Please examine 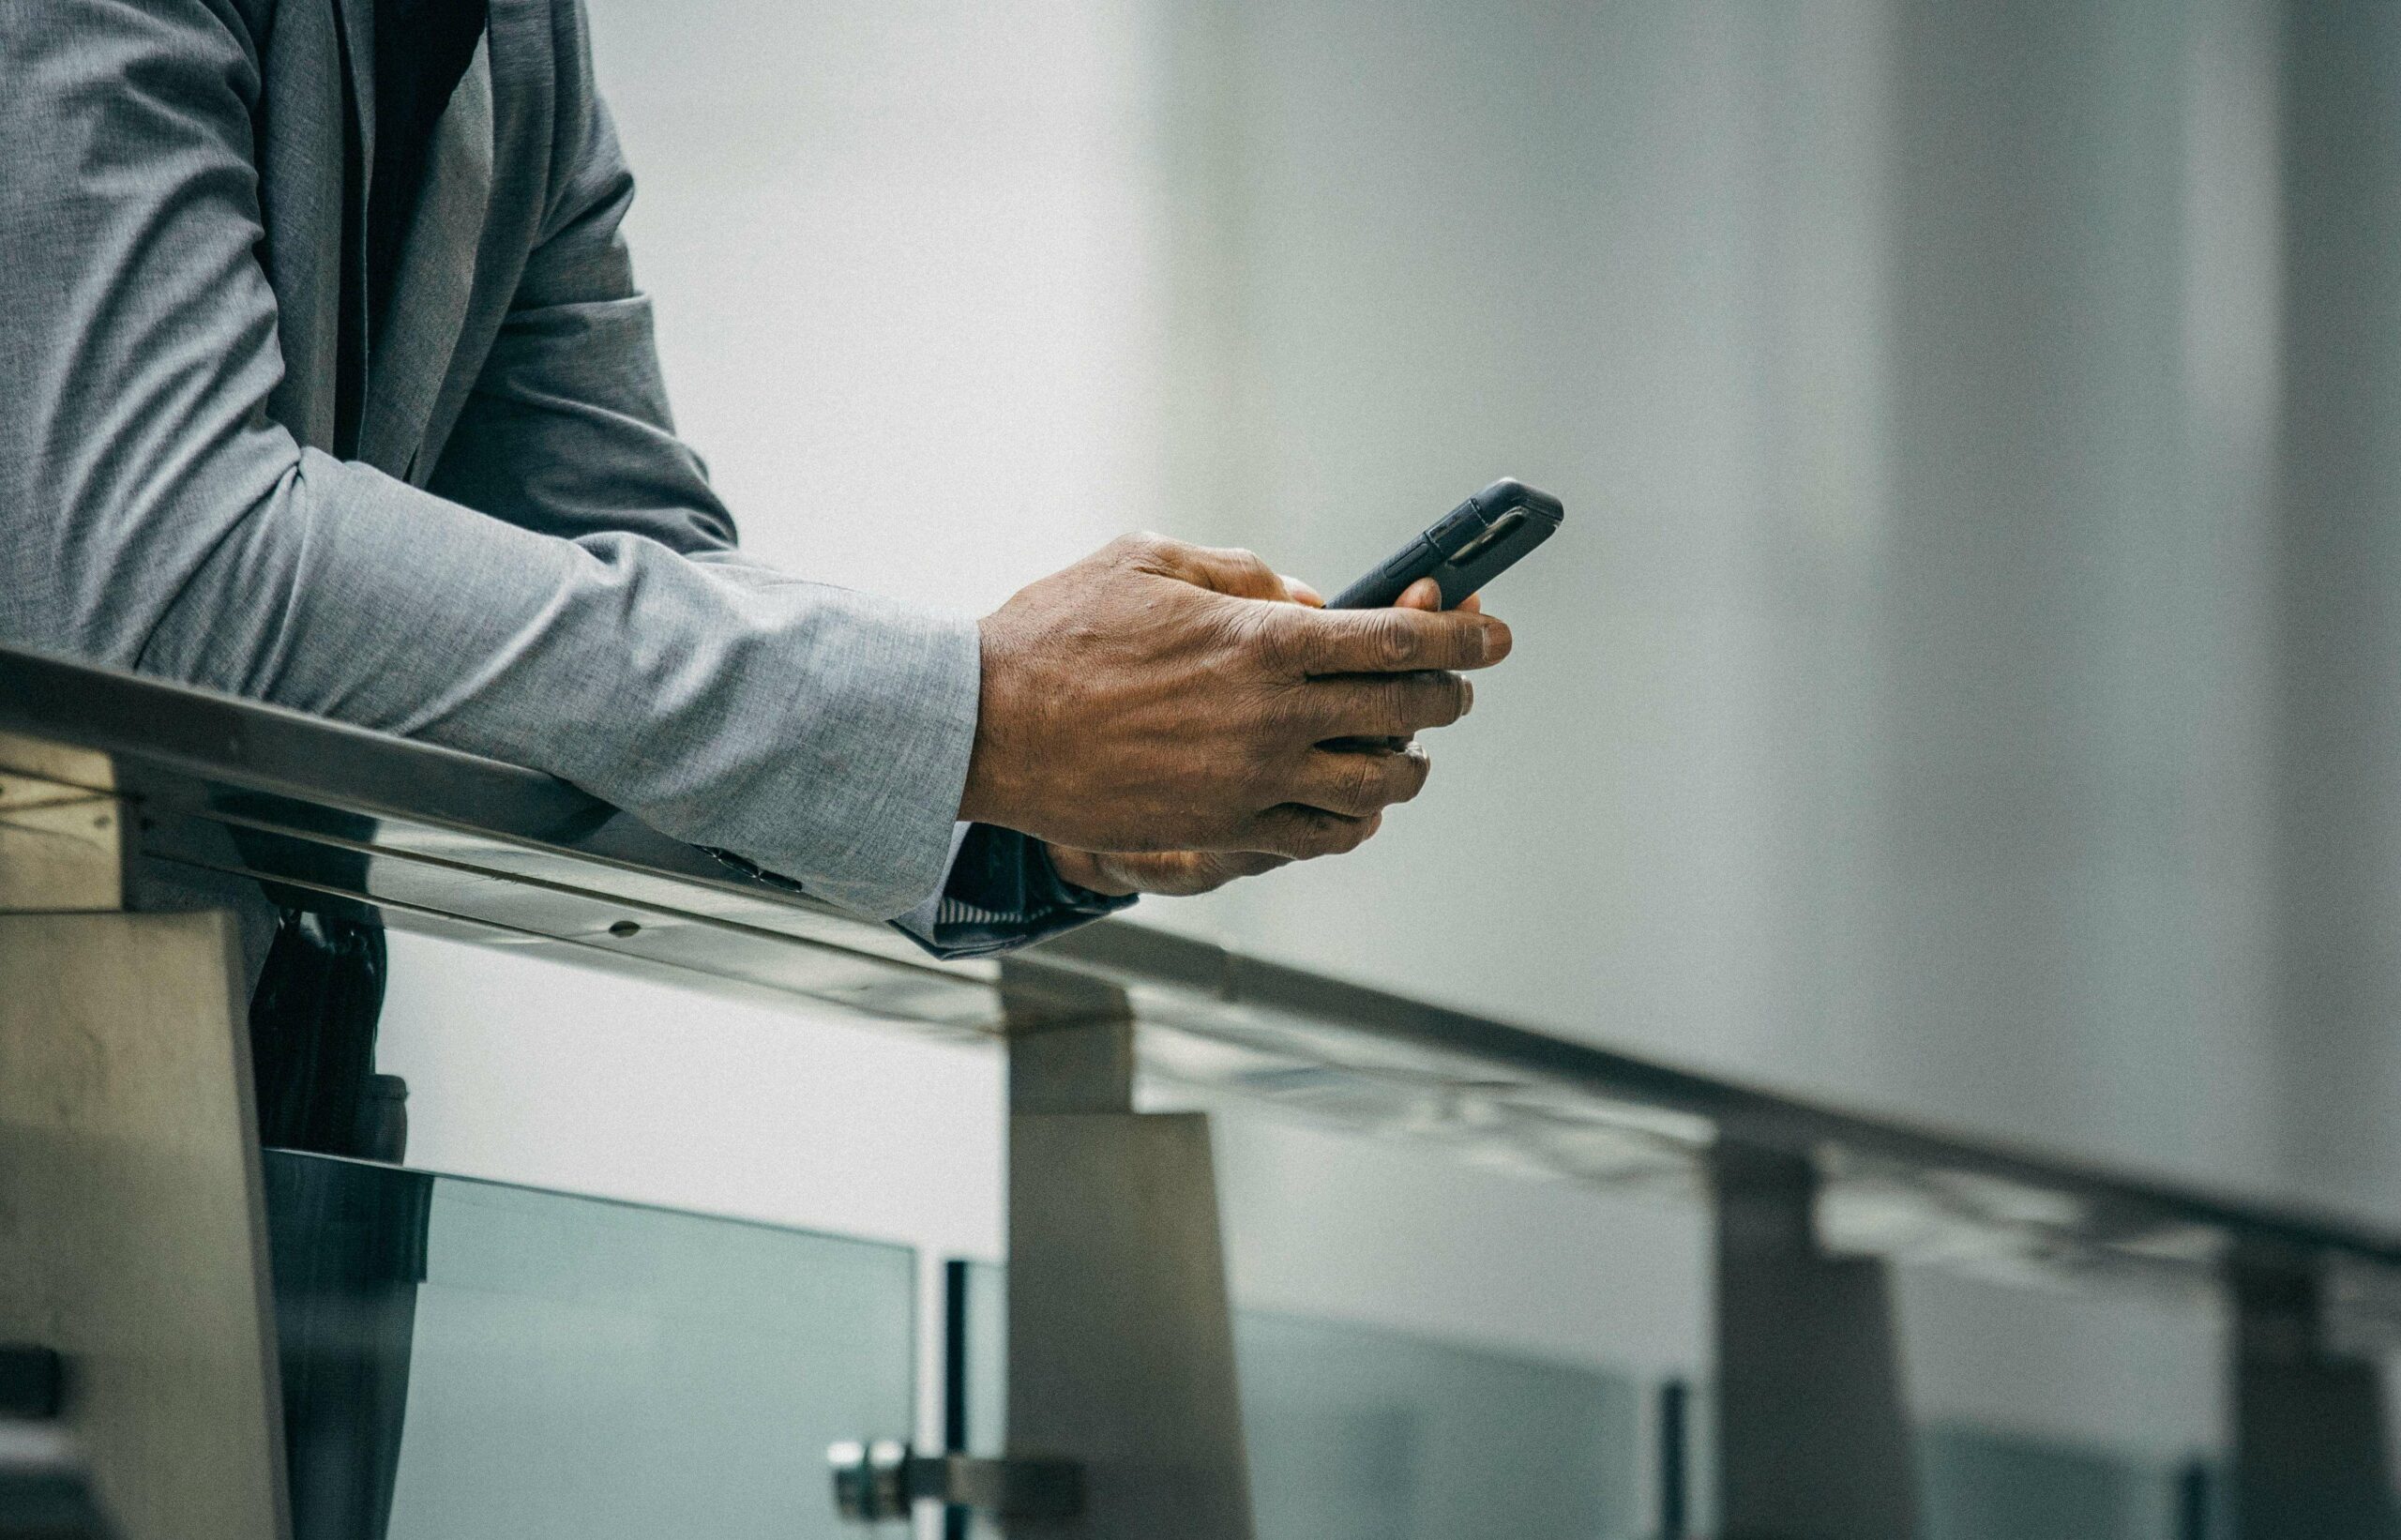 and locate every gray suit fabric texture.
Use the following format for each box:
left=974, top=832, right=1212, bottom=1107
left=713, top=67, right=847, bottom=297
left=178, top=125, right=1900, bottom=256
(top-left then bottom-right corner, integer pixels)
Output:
left=1, top=0, right=1037, bottom=947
